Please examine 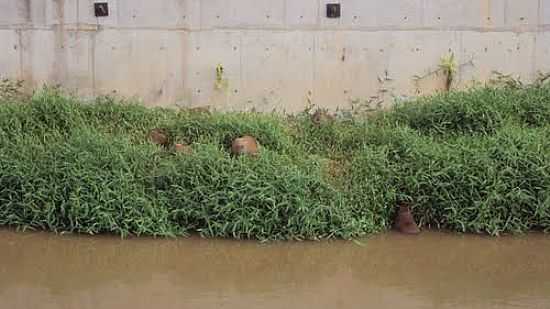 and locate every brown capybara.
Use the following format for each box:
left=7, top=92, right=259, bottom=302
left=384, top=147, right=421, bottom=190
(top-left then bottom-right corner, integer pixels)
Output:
left=231, top=136, right=259, bottom=157
left=395, top=203, right=420, bottom=235
left=311, top=109, right=335, bottom=126
left=174, top=143, right=193, bottom=154
left=149, top=128, right=169, bottom=147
